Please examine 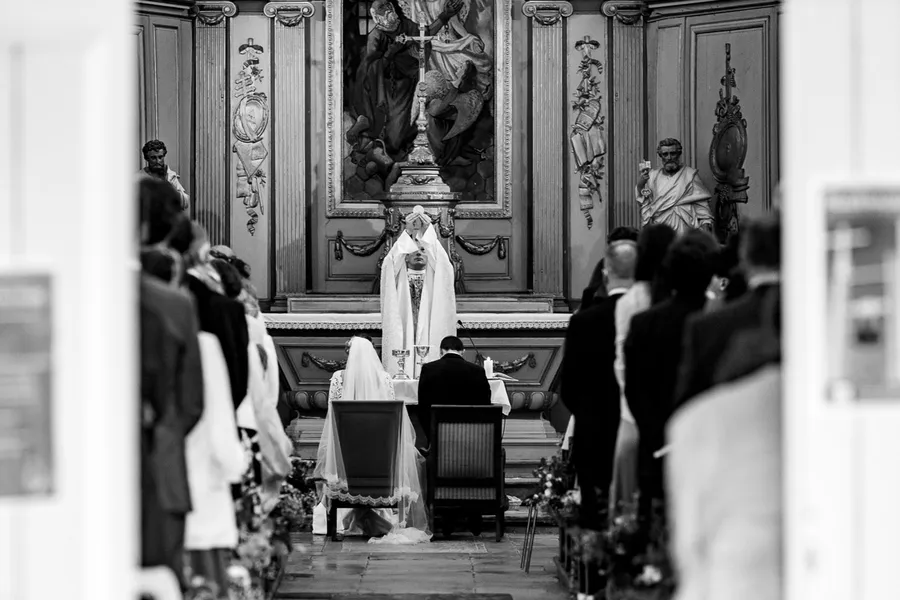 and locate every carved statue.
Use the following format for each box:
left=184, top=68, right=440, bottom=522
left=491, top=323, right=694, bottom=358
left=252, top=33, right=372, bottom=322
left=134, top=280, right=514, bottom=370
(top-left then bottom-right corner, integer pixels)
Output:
left=637, top=138, right=713, bottom=234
